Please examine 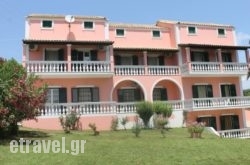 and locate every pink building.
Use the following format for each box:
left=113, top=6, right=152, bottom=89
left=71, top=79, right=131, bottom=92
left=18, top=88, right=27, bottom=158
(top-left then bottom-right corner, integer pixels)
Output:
left=22, top=14, right=250, bottom=131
